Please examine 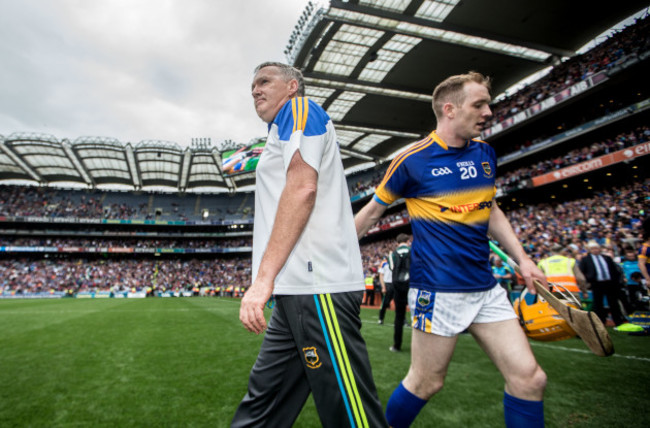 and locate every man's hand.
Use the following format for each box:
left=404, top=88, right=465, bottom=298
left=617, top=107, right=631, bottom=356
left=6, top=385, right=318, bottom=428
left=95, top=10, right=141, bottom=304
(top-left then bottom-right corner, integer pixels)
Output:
left=239, top=279, right=273, bottom=334
left=518, top=257, right=548, bottom=294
